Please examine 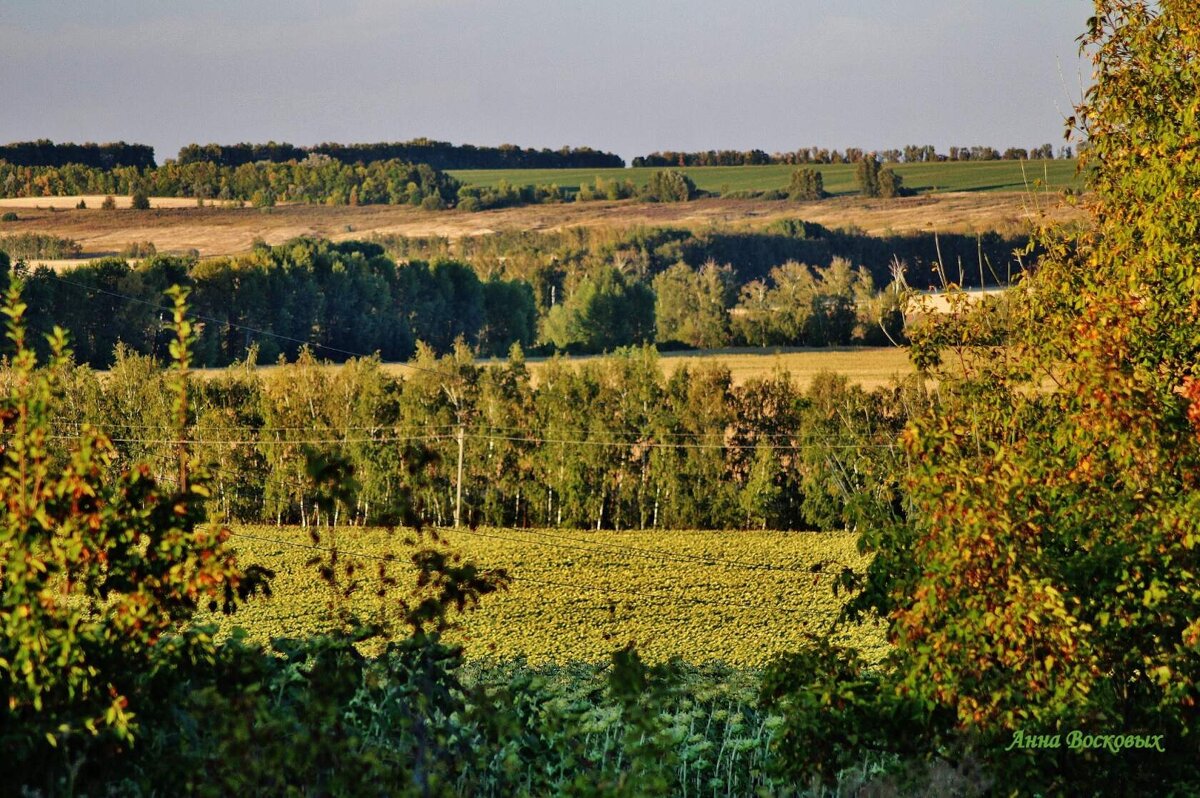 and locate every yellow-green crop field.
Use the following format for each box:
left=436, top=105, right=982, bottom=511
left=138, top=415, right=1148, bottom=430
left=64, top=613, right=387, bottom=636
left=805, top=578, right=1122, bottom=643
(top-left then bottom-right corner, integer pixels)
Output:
left=198, top=525, right=888, bottom=667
